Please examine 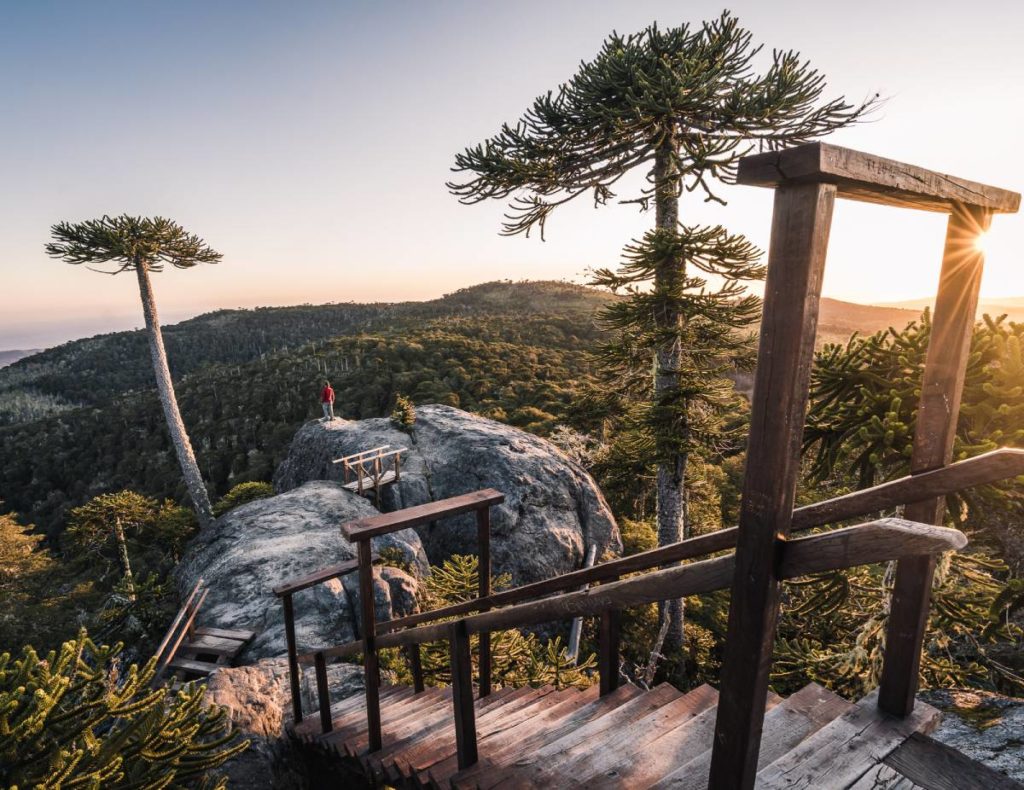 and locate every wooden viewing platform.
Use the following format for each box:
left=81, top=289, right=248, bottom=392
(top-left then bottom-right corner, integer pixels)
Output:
left=270, top=144, right=1022, bottom=788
